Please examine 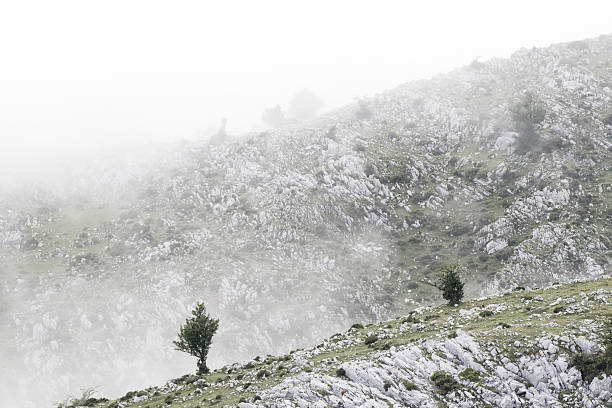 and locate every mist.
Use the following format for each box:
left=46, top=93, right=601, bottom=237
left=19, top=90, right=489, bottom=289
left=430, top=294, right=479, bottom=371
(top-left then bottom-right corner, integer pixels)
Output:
left=1, top=1, right=612, bottom=407
left=2, top=1, right=612, bottom=165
